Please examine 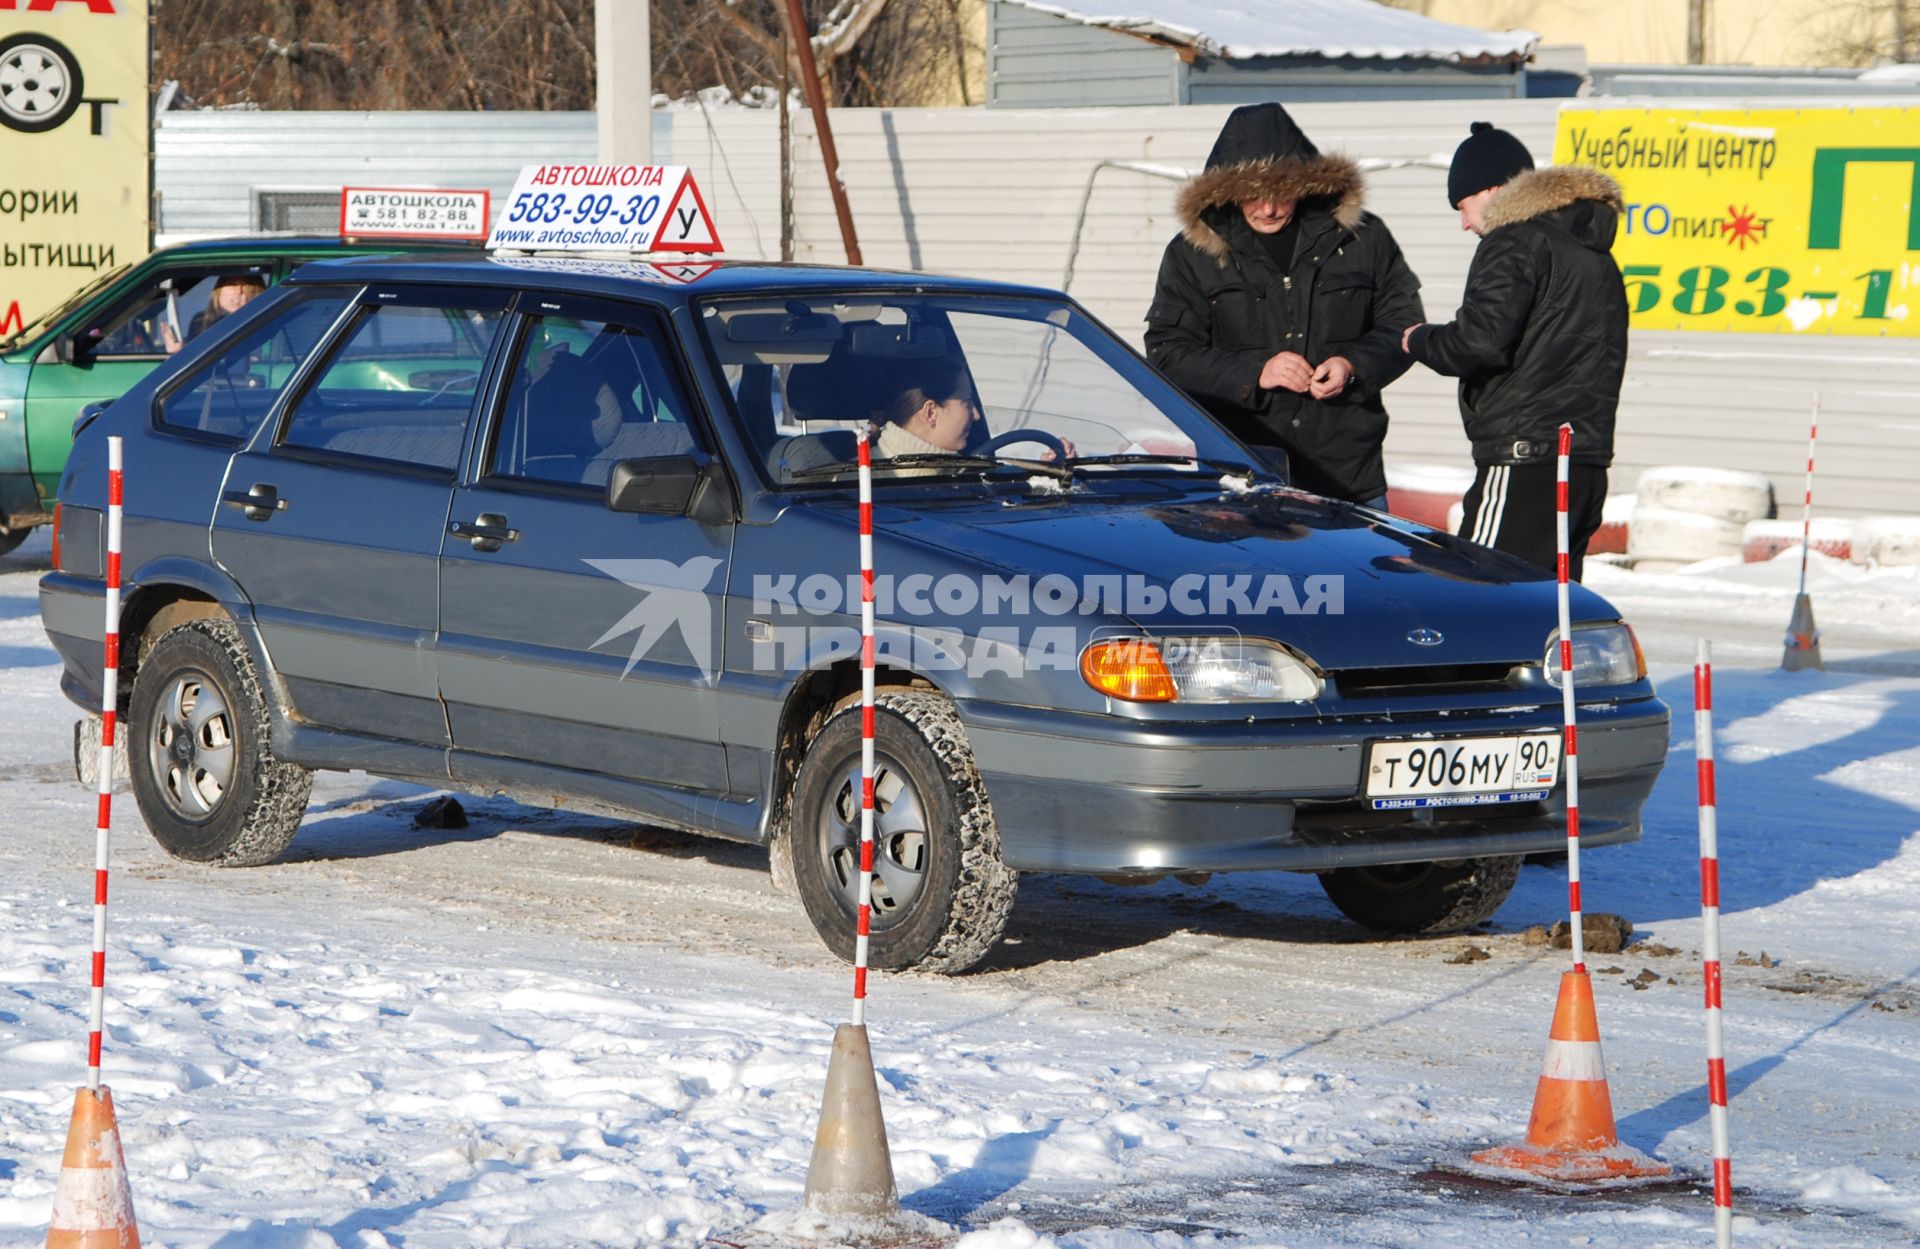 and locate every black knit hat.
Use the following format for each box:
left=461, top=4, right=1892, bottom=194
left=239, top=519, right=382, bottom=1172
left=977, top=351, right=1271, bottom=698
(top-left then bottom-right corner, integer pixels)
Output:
left=1447, top=121, right=1535, bottom=207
